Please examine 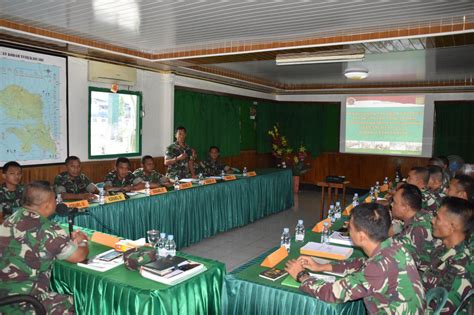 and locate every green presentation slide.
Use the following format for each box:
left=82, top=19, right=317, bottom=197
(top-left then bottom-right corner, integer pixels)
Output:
left=345, top=103, right=424, bottom=156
